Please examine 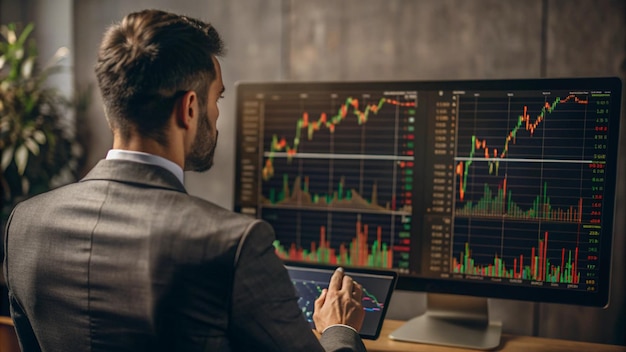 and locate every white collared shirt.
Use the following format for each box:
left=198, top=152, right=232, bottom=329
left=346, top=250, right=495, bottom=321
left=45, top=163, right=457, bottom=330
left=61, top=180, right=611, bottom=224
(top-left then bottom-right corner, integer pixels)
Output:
left=106, top=149, right=184, bottom=185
